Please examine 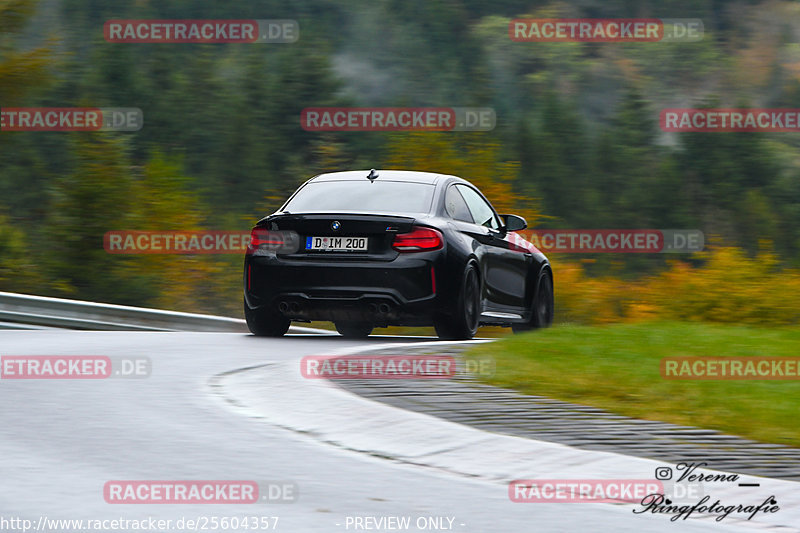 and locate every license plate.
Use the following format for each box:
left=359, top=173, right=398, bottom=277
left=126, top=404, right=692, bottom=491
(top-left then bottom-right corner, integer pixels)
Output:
left=305, top=236, right=368, bottom=252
